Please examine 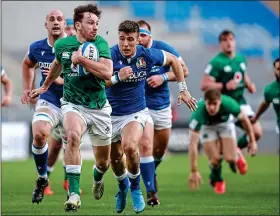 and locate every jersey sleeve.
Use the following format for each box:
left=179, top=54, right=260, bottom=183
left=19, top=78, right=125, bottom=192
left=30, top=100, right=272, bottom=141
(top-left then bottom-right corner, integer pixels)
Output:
left=98, top=38, right=111, bottom=59
left=240, top=56, right=247, bottom=74
left=222, top=96, right=241, bottom=117
left=159, top=42, right=180, bottom=58
left=146, top=48, right=166, bottom=67
left=264, top=86, right=273, bottom=103
left=54, top=39, right=62, bottom=63
left=27, top=42, right=37, bottom=63
left=204, top=59, right=220, bottom=80
left=189, top=112, right=202, bottom=131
